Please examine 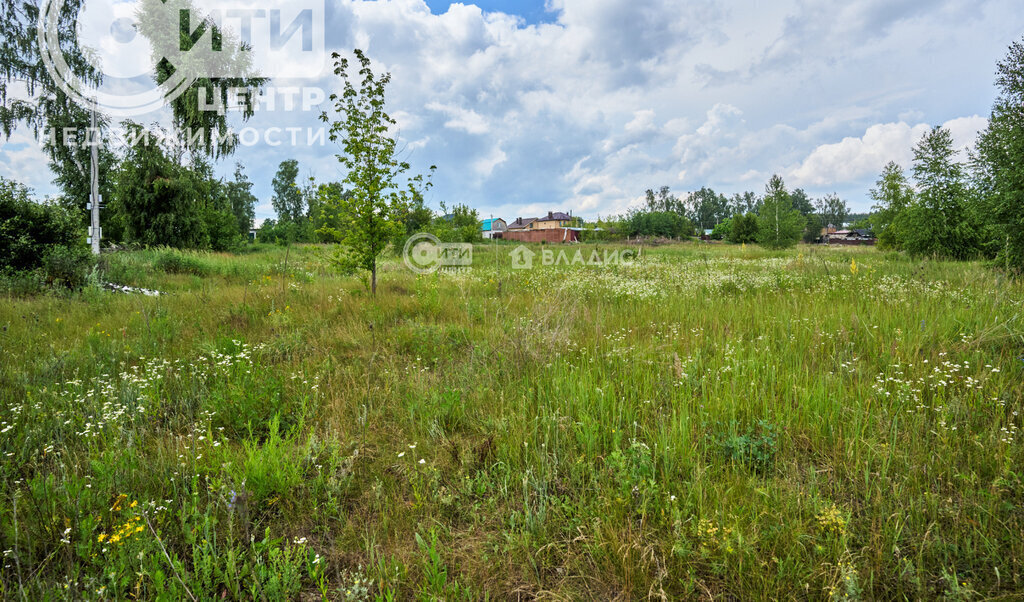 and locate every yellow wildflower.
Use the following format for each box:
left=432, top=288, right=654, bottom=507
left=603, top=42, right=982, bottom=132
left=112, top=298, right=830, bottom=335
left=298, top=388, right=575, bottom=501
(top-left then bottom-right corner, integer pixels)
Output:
left=816, top=504, right=848, bottom=536
left=110, top=494, right=127, bottom=512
